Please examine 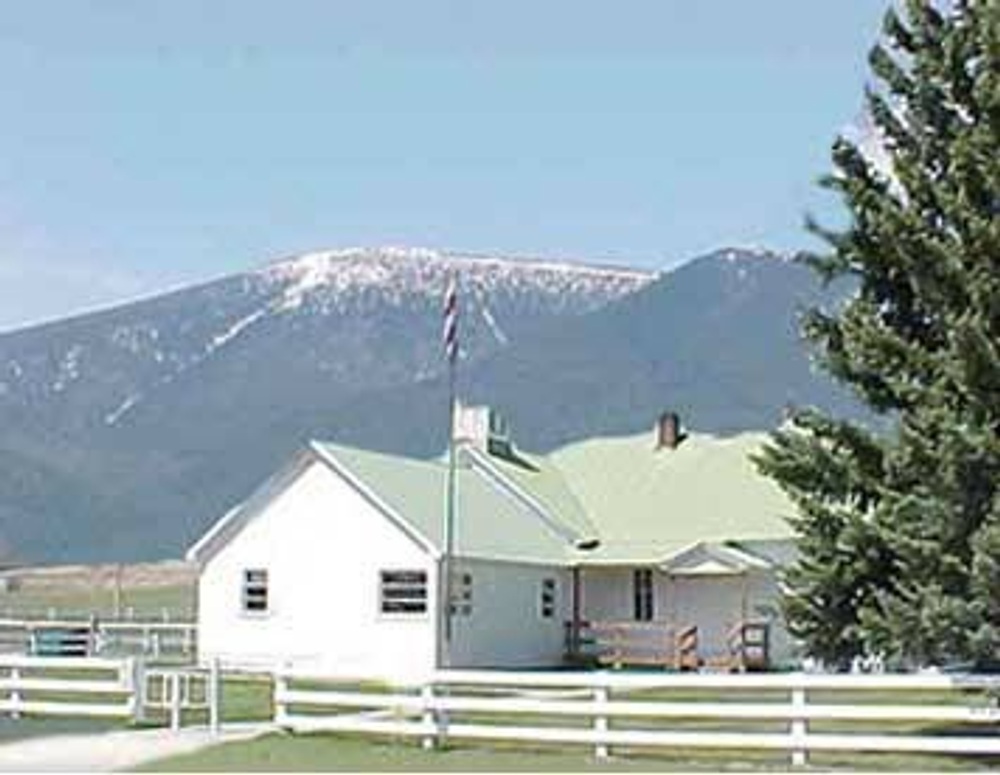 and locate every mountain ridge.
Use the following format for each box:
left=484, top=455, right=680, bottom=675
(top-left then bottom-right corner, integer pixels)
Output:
left=0, top=245, right=849, bottom=564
